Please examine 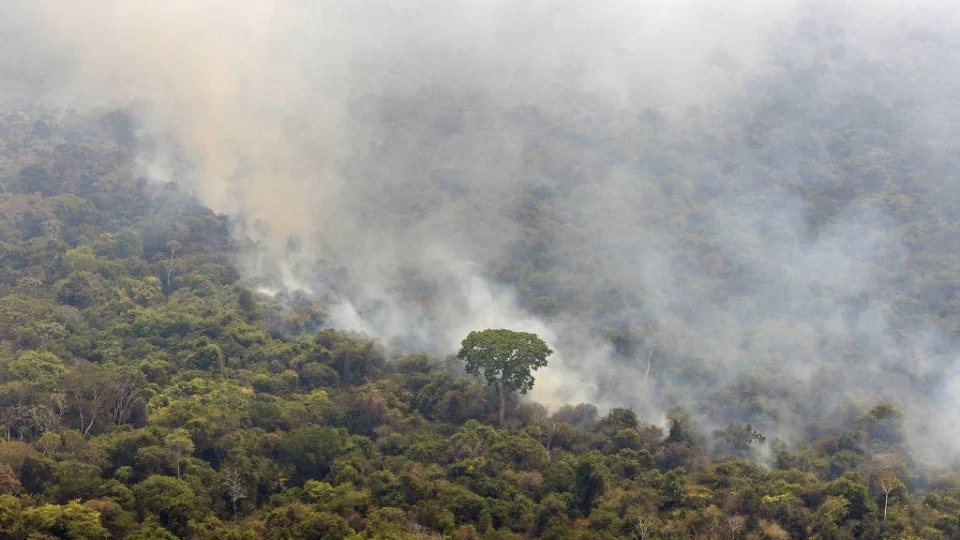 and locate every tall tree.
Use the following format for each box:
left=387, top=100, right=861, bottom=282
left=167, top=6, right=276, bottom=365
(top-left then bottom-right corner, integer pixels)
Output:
left=155, top=241, right=183, bottom=289
left=874, top=471, right=902, bottom=526
left=63, top=360, right=110, bottom=435
left=223, top=467, right=248, bottom=519
left=457, top=328, right=552, bottom=425
left=163, top=430, right=194, bottom=479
